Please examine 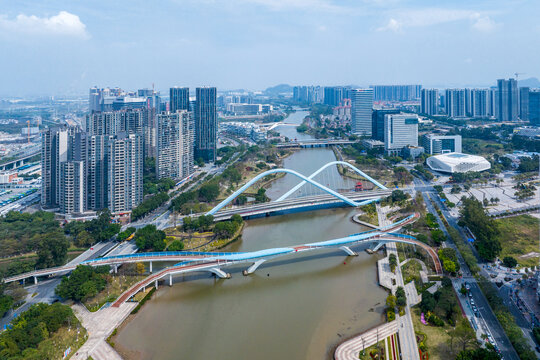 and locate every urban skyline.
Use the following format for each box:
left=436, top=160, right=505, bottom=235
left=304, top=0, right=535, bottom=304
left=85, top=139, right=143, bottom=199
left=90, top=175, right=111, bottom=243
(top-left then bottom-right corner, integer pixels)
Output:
left=1, top=1, right=540, bottom=96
